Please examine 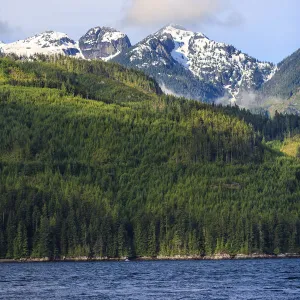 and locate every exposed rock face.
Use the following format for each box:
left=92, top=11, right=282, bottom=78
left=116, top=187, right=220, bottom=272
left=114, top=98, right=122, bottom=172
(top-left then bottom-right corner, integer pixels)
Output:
left=79, top=27, right=131, bottom=61
left=113, top=24, right=276, bottom=102
left=0, top=25, right=288, bottom=105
